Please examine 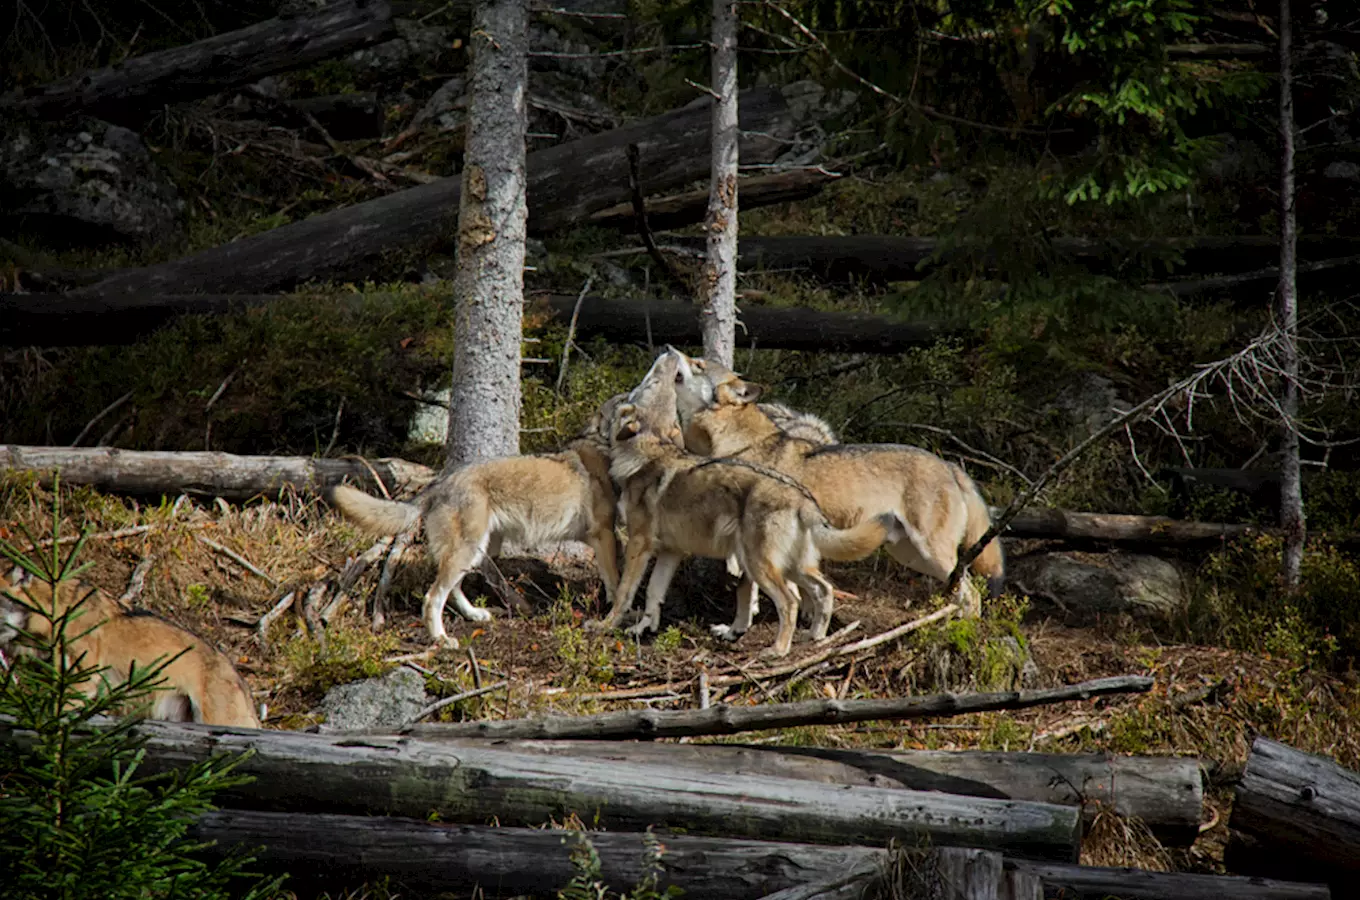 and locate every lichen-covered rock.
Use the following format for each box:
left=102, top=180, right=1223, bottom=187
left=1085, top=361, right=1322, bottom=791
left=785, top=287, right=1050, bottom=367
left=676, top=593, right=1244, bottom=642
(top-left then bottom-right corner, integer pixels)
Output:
left=1011, top=551, right=1189, bottom=622
left=0, top=117, right=185, bottom=246
left=318, top=666, right=428, bottom=731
